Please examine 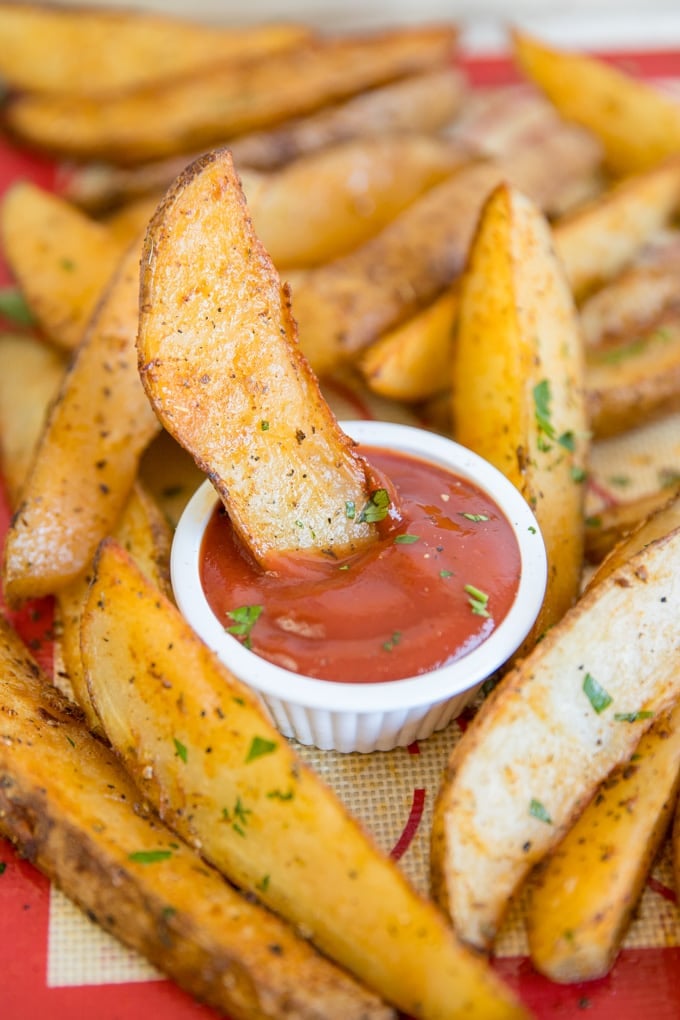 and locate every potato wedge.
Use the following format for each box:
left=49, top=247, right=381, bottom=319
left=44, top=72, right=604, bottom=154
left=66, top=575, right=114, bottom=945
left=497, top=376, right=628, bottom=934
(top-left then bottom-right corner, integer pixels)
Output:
left=587, top=486, right=680, bottom=589
left=138, top=429, right=206, bottom=529
left=57, top=481, right=172, bottom=734
left=512, top=30, right=680, bottom=176
left=585, top=482, right=680, bottom=564
left=102, top=192, right=162, bottom=248
left=3, top=237, right=160, bottom=603
left=586, top=315, right=680, bottom=438
left=5, top=25, right=458, bottom=164
left=81, top=539, right=528, bottom=1020
left=0, top=3, right=311, bottom=96
left=0, top=181, right=123, bottom=350
left=451, top=183, right=587, bottom=638
left=358, top=287, right=459, bottom=402
left=0, top=332, right=65, bottom=506
left=60, top=67, right=467, bottom=212
left=525, top=701, right=680, bottom=982
left=553, top=157, right=680, bottom=301
left=0, top=615, right=393, bottom=1020
left=138, top=148, right=377, bottom=565
left=580, top=261, right=680, bottom=349
left=430, top=523, right=680, bottom=951
left=243, top=135, right=468, bottom=269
